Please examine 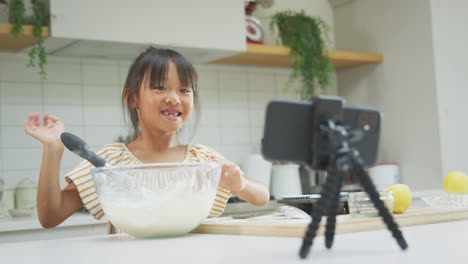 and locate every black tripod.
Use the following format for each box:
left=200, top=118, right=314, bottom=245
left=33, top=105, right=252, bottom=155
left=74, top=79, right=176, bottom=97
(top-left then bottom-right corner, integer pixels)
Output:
left=299, top=119, right=408, bottom=258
